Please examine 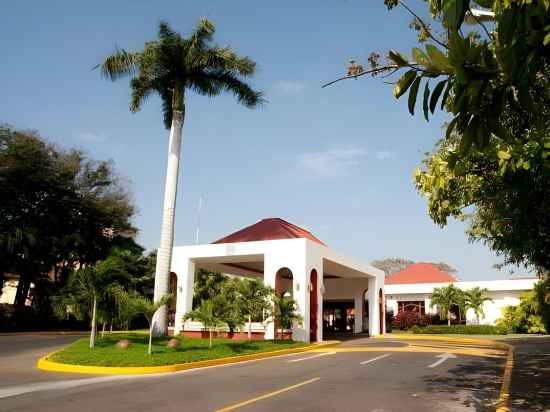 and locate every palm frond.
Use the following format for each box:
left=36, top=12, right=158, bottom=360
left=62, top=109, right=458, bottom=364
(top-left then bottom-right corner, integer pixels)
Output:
left=194, top=47, right=256, bottom=76
left=191, top=71, right=264, bottom=108
left=129, top=75, right=154, bottom=113
left=95, top=47, right=139, bottom=81
left=188, top=18, right=215, bottom=50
